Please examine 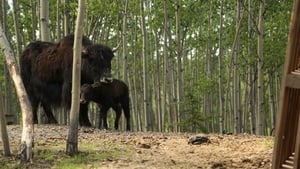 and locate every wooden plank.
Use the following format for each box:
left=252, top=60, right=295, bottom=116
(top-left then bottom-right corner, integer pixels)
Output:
left=273, top=0, right=300, bottom=168
left=294, top=114, right=300, bottom=169
left=293, top=69, right=300, bottom=73
left=285, top=159, right=294, bottom=165
left=273, top=88, right=291, bottom=168
left=286, top=73, right=300, bottom=89
left=282, top=164, right=293, bottom=169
